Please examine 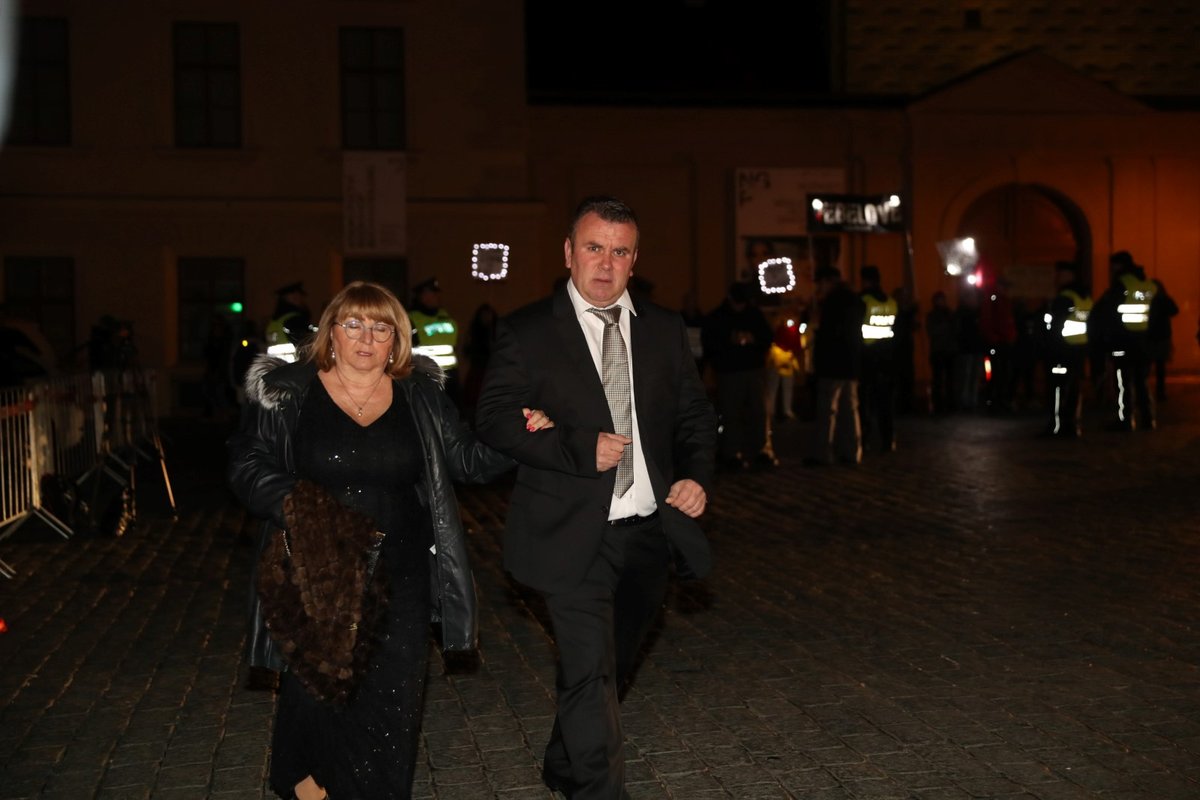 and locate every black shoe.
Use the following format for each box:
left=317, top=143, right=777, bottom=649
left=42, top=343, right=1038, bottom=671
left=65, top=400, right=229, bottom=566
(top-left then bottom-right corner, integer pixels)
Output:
left=542, top=767, right=576, bottom=797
